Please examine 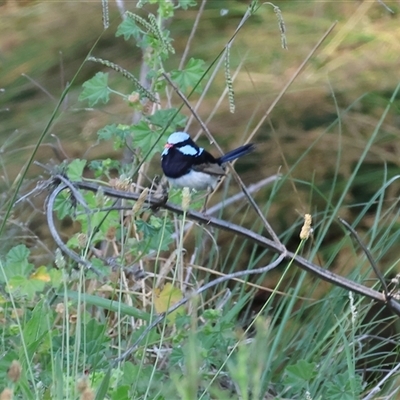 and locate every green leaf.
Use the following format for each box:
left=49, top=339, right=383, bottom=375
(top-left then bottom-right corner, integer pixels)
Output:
left=135, top=219, right=156, bottom=237
left=170, top=58, right=206, bottom=94
left=89, top=159, right=122, bottom=178
left=325, top=372, right=362, bottom=400
left=158, top=0, right=175, bottom=18
left=130, top=121, right=164, bottom=157
left=23, top=299, right=49, bottom=344
left=63, top=291, right=151, bottom=321
left=66, top=159, right=87, bottom=181
left=49, top=268, right=63, bottom=287
left=111, top=386, right=129, bottom=400
left=147, top=108, right=187, bottom=131
left=121, top=362, right=163, bottom=394
left=6, top=244, right=30, bottom=266
left=136, top=217, right=173, bottom=251
left=1, top=245, right=32, bottom=281
left=98, top=123, right=128, bottom=141
left=116, top=14, right=143, bottom=41
left=53, top=191, right=72, bottom=219
left=283, top=360, right=317, bottom=388
left=79, top=72, right=110, bottom=106
left=97, top=124, right=130, bottom=149
left=8, top=276, right=45, bottom=300
left=95, top=368, right=112, bottom=400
